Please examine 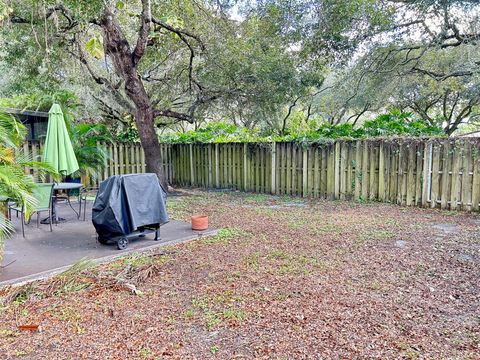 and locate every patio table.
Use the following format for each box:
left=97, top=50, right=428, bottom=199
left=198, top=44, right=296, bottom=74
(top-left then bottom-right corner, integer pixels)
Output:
left=41, top=182, right=83, bottom=224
